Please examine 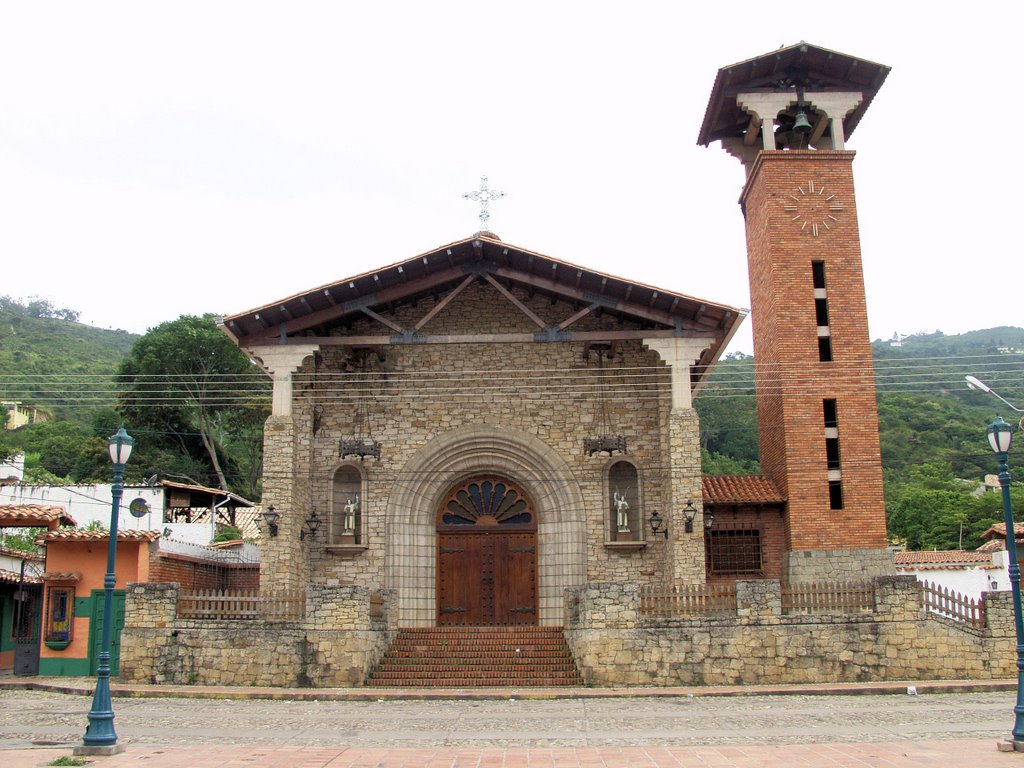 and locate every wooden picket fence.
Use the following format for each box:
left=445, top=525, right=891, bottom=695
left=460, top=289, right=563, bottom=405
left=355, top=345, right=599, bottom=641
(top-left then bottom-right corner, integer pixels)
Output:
left=921, top=580, right=987, bottom=629
left=781, top=580, right=875, bottom=615
left=177, top=589, right=305, bottom=621
left=640, top=583, right=737, bottom=616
